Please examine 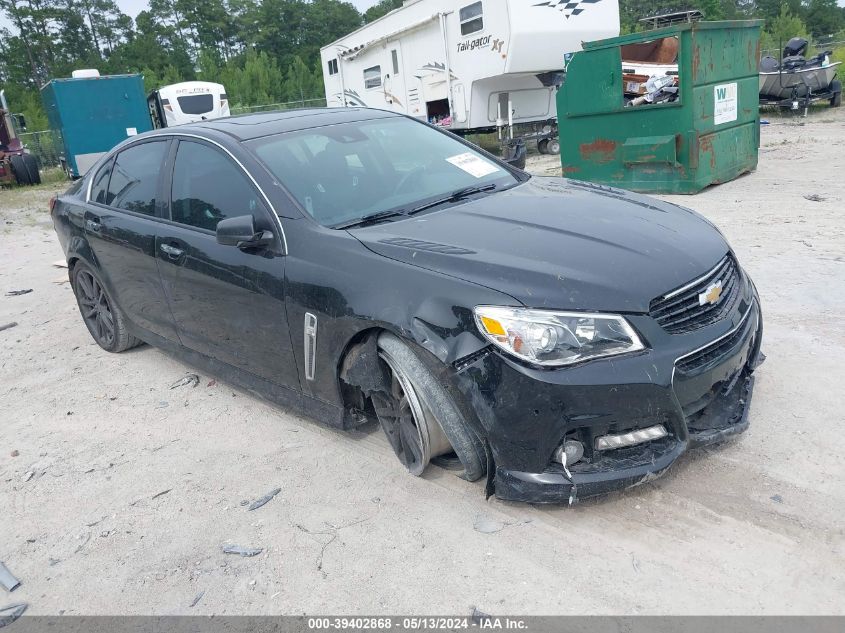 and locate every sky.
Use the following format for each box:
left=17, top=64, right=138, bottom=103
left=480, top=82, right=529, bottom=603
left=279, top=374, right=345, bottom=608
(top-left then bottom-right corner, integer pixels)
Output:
left=1, top=0, right=381, bottom=32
